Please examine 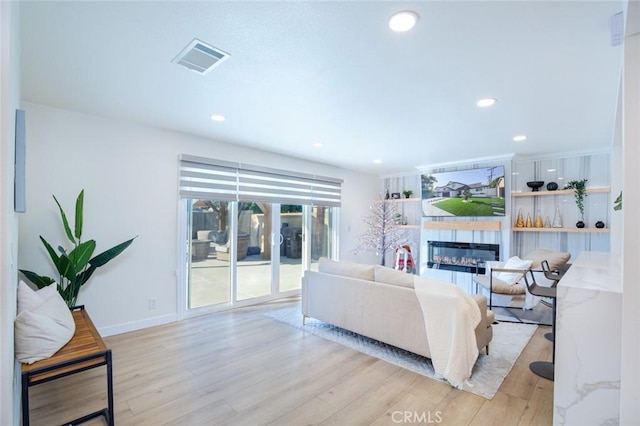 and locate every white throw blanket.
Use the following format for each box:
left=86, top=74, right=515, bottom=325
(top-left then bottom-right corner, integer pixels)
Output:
left=413, top=276, right=481, bottom=388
